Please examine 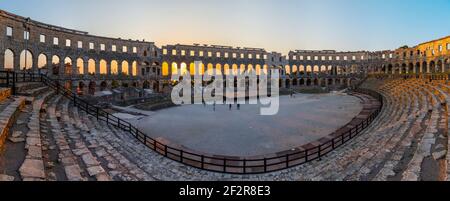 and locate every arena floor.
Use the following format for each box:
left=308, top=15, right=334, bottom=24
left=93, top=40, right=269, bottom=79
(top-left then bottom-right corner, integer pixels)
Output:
left=134, top=93, right=363, bottom=157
